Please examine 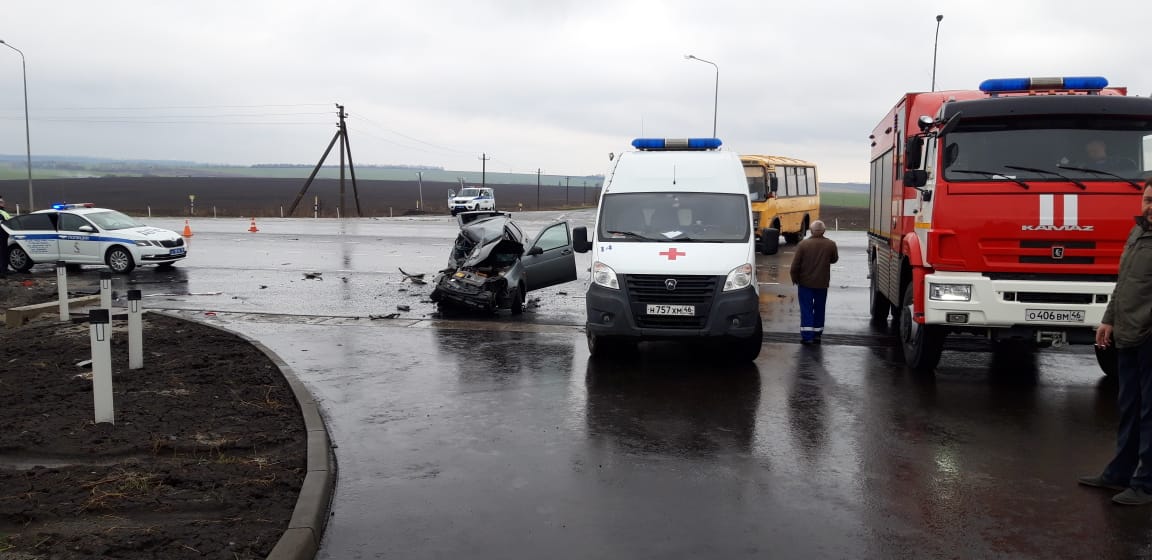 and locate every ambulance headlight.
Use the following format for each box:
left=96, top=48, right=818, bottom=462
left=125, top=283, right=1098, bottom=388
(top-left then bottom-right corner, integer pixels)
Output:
left=929, top=283, right=971, bottom=301
left=592, top=261, right=619, bottom=290
left=133, top=240, right=152, bottom=247
left=723, top=263, right=754, bottom=292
